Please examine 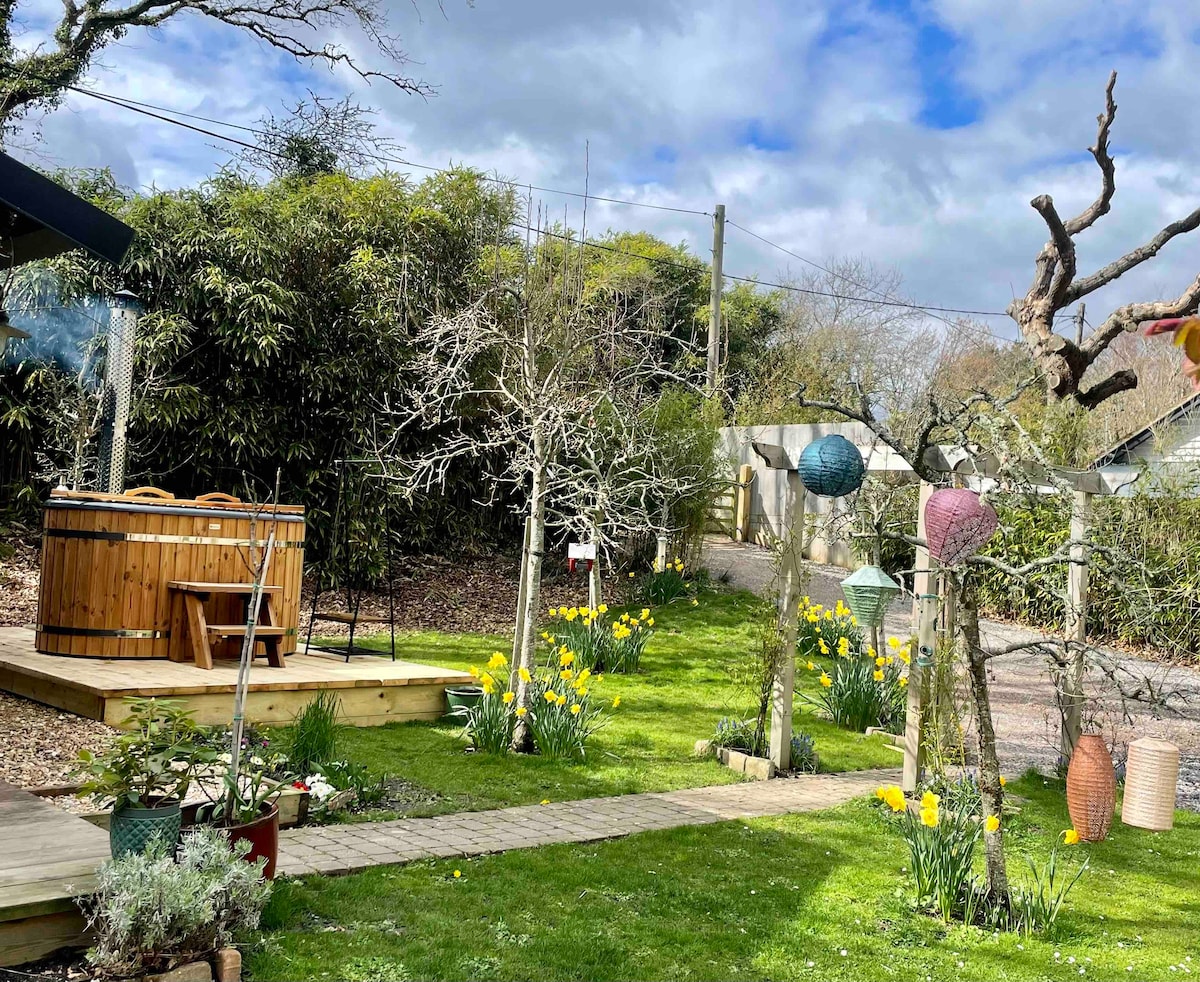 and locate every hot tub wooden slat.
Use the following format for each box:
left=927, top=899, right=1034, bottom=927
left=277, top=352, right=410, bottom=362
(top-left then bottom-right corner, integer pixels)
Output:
left=36, top=491, right=305, bottom=661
